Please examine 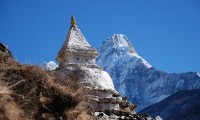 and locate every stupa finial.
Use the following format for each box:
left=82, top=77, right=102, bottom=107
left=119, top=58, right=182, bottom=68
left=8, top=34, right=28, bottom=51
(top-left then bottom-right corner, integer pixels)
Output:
left=70, top=15, right=76, bottom=27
